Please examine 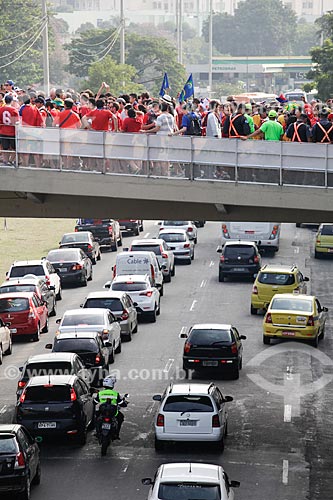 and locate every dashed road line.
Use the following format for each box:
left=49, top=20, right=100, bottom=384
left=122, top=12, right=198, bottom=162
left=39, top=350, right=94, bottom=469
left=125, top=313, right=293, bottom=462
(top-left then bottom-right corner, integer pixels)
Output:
left=179, top=326, right=187, bottom=337
left=284, top=404, right=292, bottom=422
left=209, top=260, right=215, bottom=267
left=163, top=358, right=174, bottom=373
left=294, top=247, right=299, bottom=254
left=144, top=232, right=150, bottom=238
left=190, top=300, right=197, bottom=311
left=282, top=459, right=289, bottom=484
left=200, top=279, right=207, bottom=288
left=0, top=405, right=7, bottom=415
